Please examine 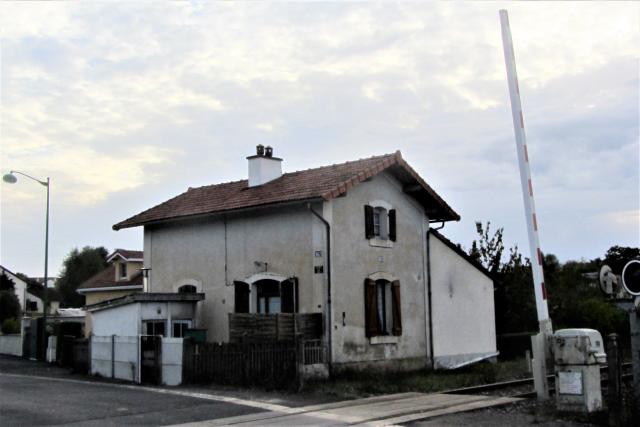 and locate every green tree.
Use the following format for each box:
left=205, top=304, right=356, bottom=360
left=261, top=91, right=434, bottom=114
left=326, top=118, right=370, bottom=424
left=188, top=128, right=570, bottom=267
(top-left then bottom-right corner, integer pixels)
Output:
left=469, top=222, right=504, bottom=276
left=603, top=246, right=640, bottom=274
left=470, top=225, right=632, bottom=351
left=0, top=272, right=16, bottom=291
left=0, top=291, right=20, bottom=324
left=470, top=222, right=538, bottom=334
left=56, top=246, right=109, bottom=307
left=1, top=318, right=20, bottom=334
